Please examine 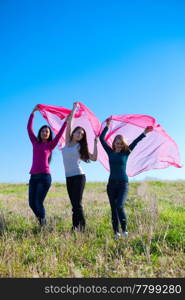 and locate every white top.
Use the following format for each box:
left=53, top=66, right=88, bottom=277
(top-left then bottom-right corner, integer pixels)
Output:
left=61, top=143, right=85, bottom=177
